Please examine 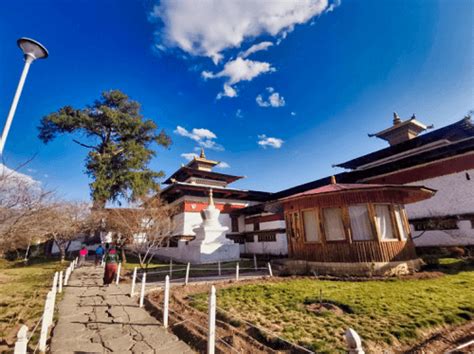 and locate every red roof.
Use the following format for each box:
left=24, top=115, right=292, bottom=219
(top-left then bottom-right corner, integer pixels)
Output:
left=280, top=182, right=436, bottom=204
